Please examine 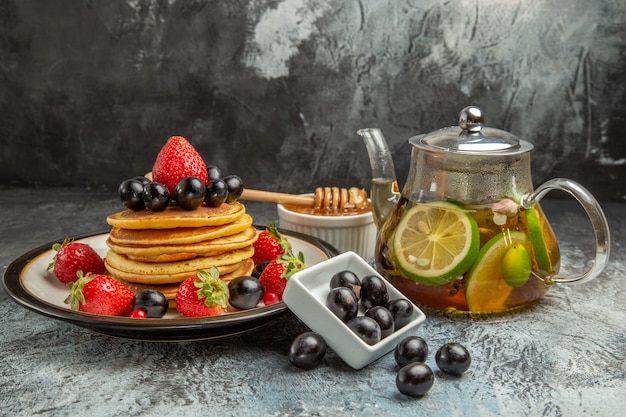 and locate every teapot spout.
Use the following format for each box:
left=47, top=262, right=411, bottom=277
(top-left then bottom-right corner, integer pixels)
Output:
left=357, top=128, right=401, bottom=229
